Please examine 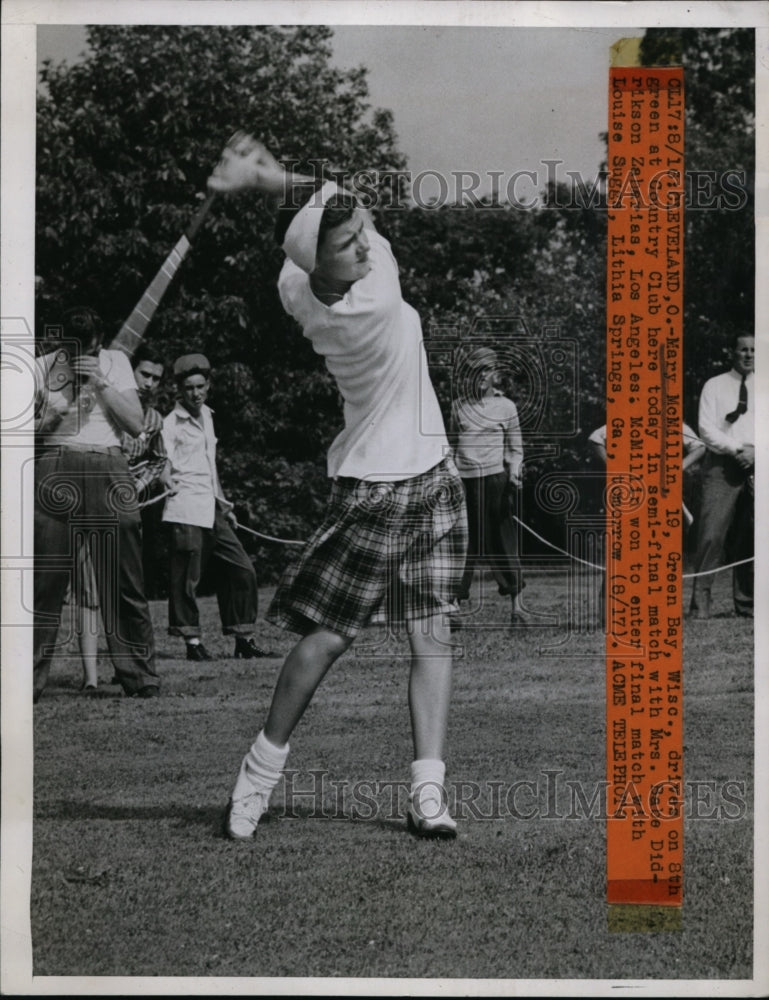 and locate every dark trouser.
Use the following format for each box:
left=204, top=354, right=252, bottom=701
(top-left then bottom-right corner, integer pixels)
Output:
left=691, top=452, right=753, bottom=614
left=34, top=447, right=158, bottom=699
left=167, top=504, right=257, bottom=639
left=458, top=472, right=523, bottom=600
